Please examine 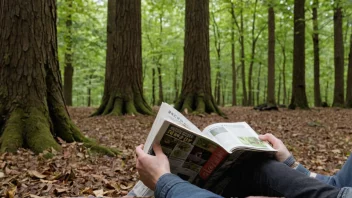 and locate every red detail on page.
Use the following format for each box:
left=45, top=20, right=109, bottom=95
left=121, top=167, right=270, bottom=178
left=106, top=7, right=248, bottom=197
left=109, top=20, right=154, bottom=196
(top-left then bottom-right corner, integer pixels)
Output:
left=199, top=147, right=228, bottom=180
